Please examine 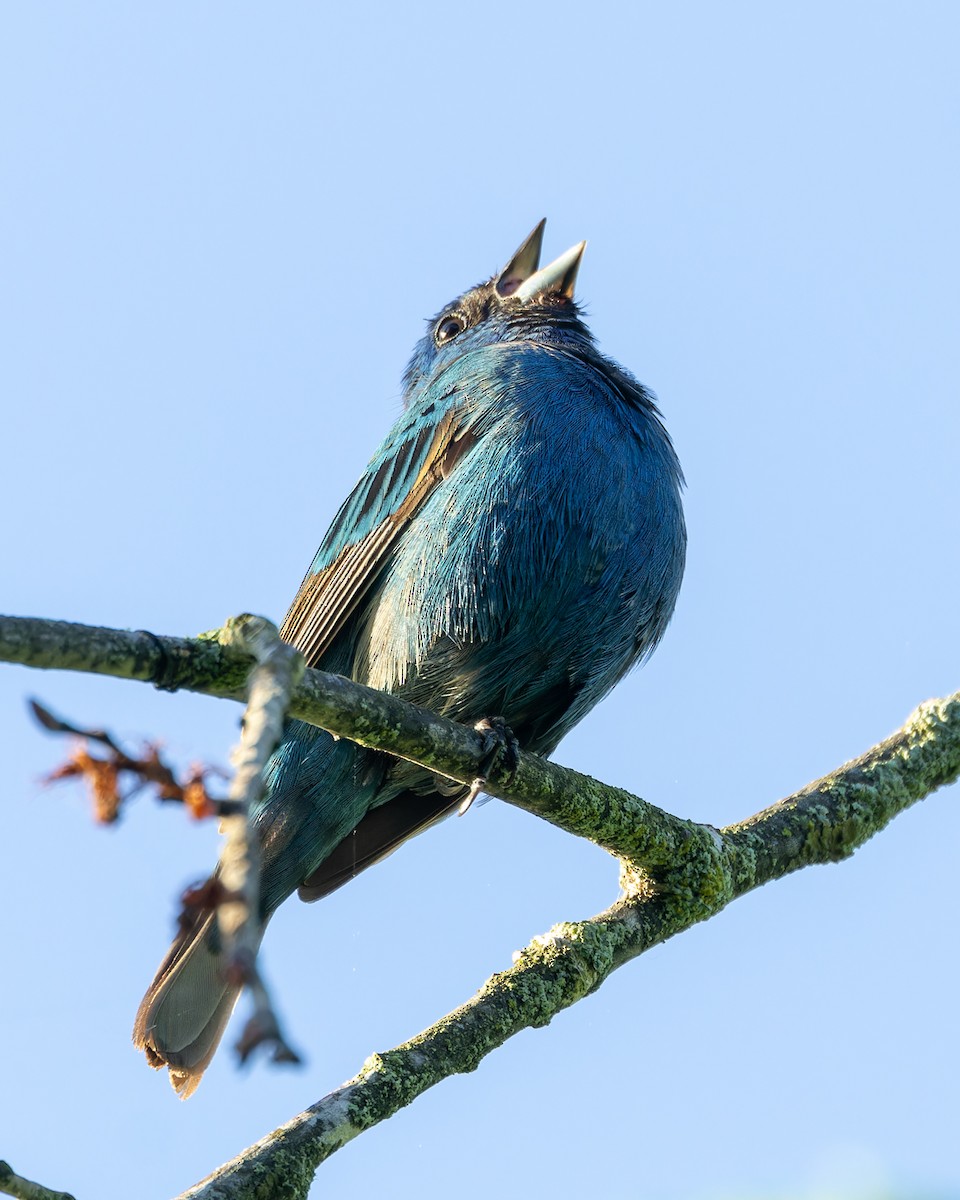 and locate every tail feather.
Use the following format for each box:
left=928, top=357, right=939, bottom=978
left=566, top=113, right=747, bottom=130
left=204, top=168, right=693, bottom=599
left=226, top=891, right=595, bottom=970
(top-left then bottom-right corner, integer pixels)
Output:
left=133, top=906, right=251, bottom=1098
